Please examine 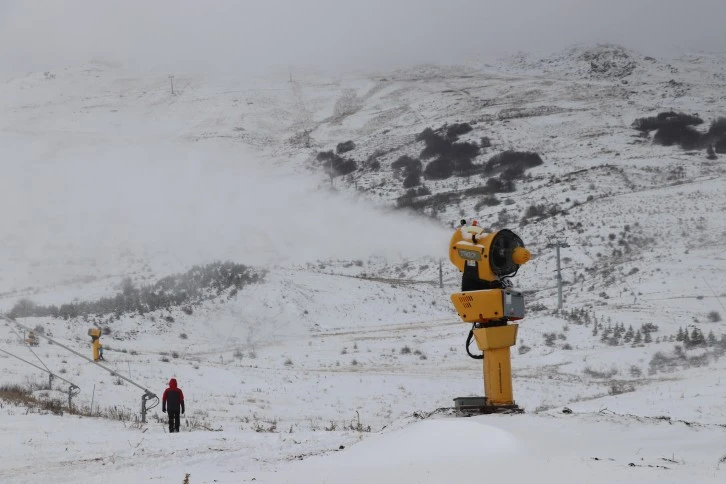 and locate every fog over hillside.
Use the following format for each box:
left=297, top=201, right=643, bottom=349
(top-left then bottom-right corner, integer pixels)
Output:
left=1, top=0, right=725, bottom=76
left=0, top=133, right=448, bottom=293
